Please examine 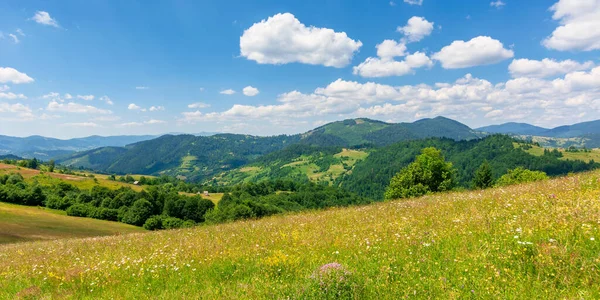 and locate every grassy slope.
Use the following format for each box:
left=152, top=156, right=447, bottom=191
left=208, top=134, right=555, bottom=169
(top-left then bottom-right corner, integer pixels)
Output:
left=214, top=149, right=368, bottom=186
left=0, top=163, right=144, bottom=192
left=515, top=143, right=600, bottom=162
left=2, top=171, right=600, bottom=298
left=0, top=202, right=143, bottom=244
